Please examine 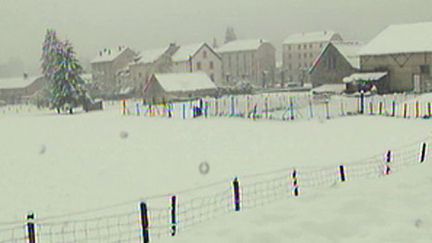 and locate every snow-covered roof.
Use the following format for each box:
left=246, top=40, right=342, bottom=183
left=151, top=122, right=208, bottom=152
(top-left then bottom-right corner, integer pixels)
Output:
left=137, top=47, right=169, bottom=64
left=343, top=72, right=388, bottom=83
left=283, top=31, right=341, bottom=44
left=312, top=84, right=346, bottom=94
left=91, top=46, right=129, bottom=63
left=333, top=42, right=363, bottom=69
left=154, top=72, right=217, bottom=92
left=172, top=43, right=204, bottom=62
left=359, top=22, right=432, bottom=56
left=0, top=76, right=41, bottom=89
left=216, top=39, right=269, bottom=53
